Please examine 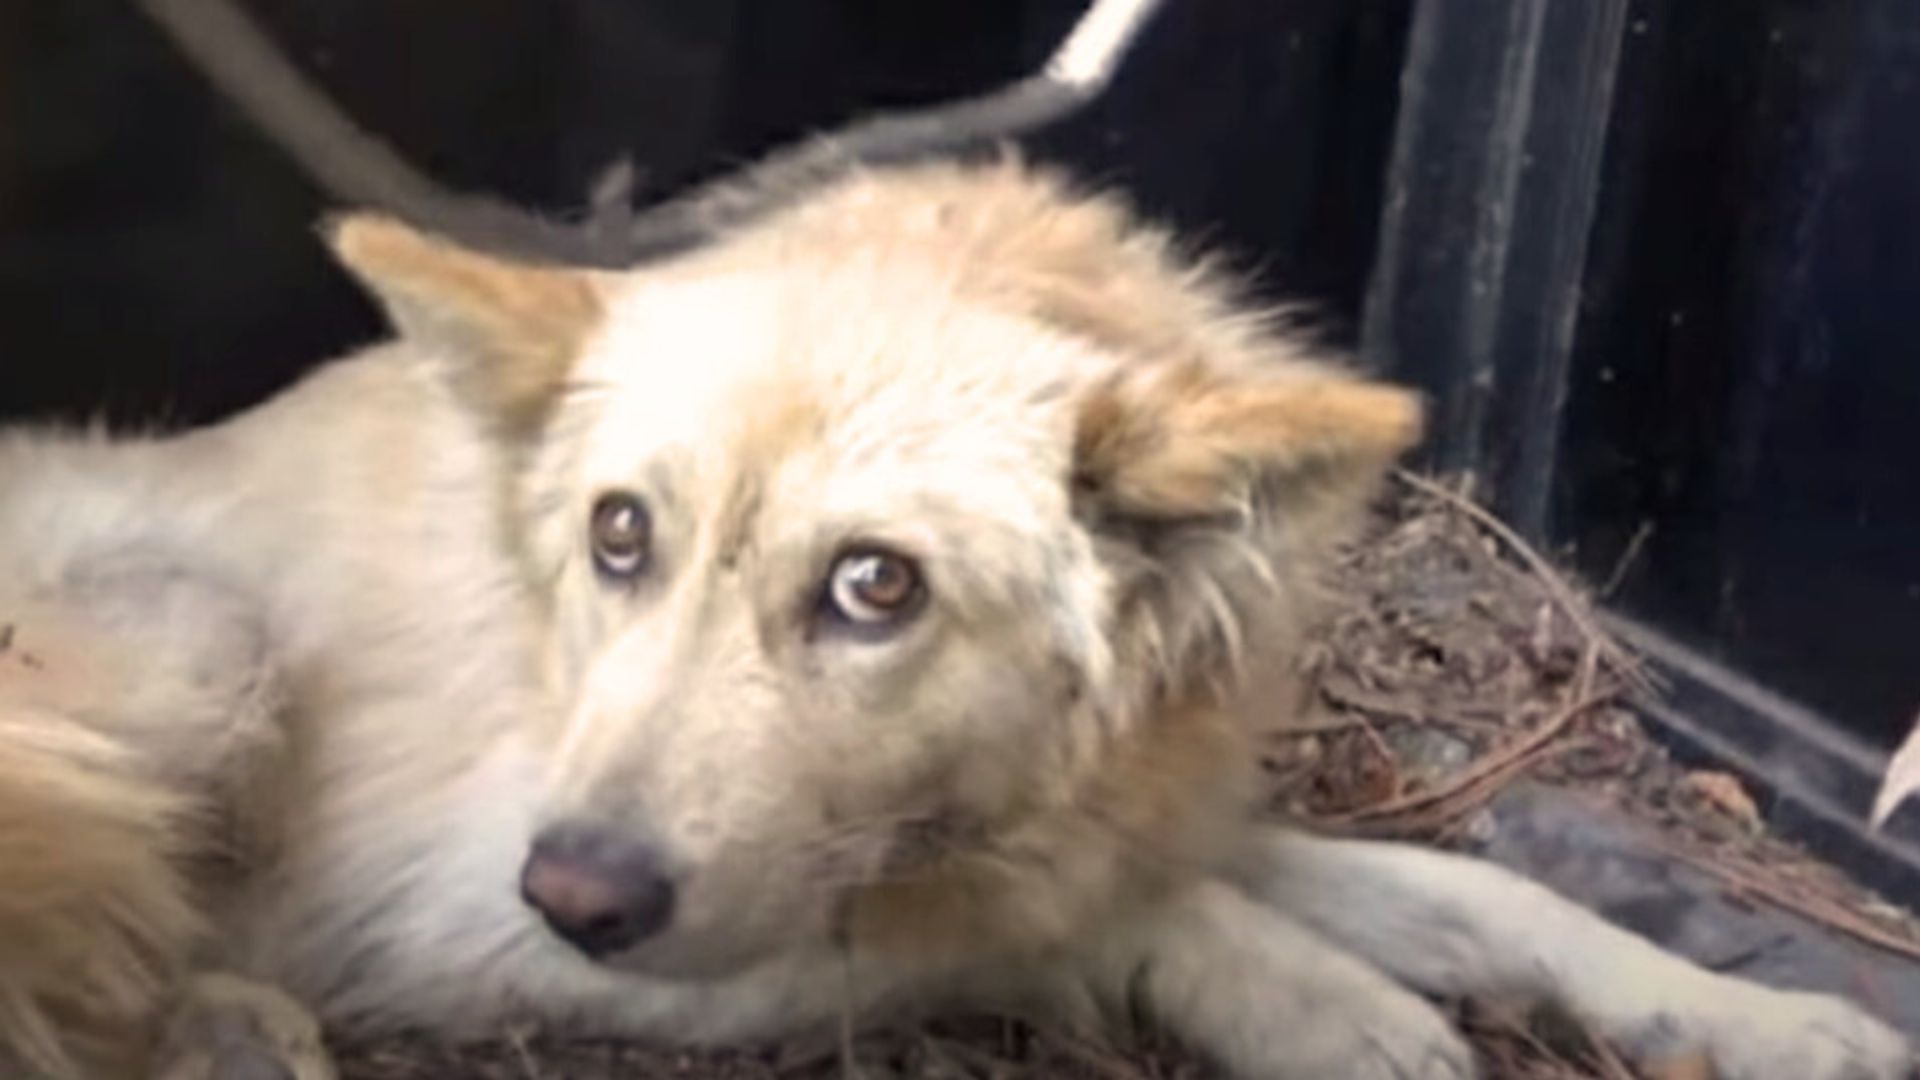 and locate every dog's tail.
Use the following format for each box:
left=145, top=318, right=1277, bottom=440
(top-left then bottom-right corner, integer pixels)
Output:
left=0, top=707, right=202, bottom=1079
